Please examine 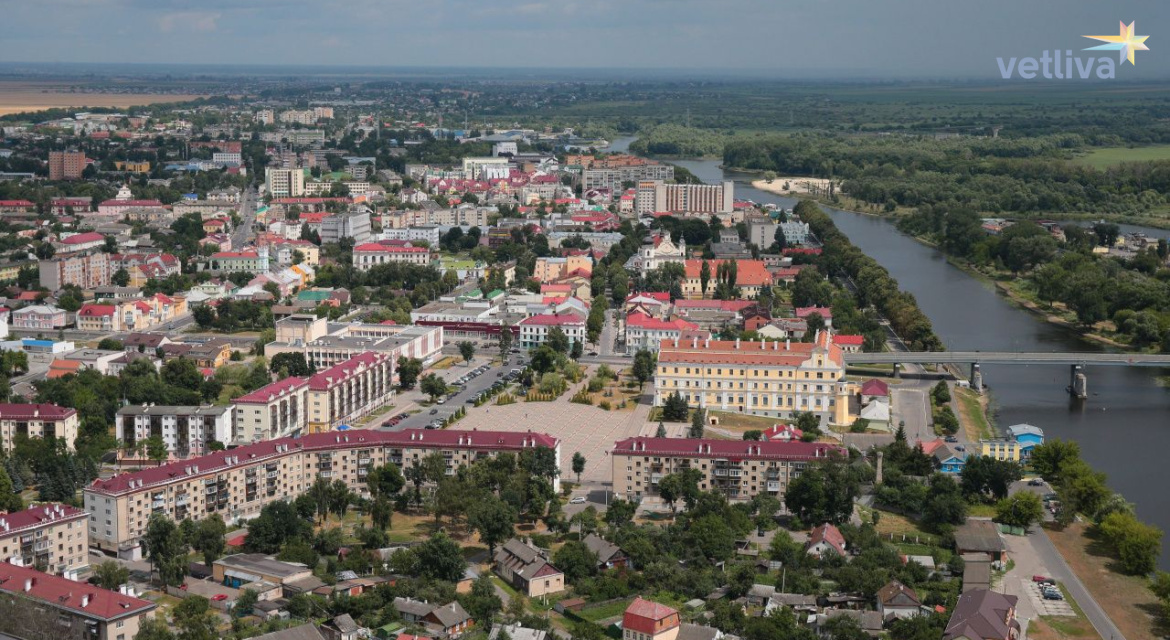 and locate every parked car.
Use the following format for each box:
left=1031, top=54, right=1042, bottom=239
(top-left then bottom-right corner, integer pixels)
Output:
left=944, top=436, right=958, bottom=443
left=1032, top=575, right=1052, bottom=583
left=954, top=445, right=965, bottom=452
left=1043, top=590, right=1064, bottom=600
left=570, top=496, right=587, bottom=504
left=429, top=408, right=439, bottom=415
left=211, top=594, right=228, bottom=602
left=437, top=398, right=446, bottom=404
left=1028, top=479, right=1044, bottom=486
